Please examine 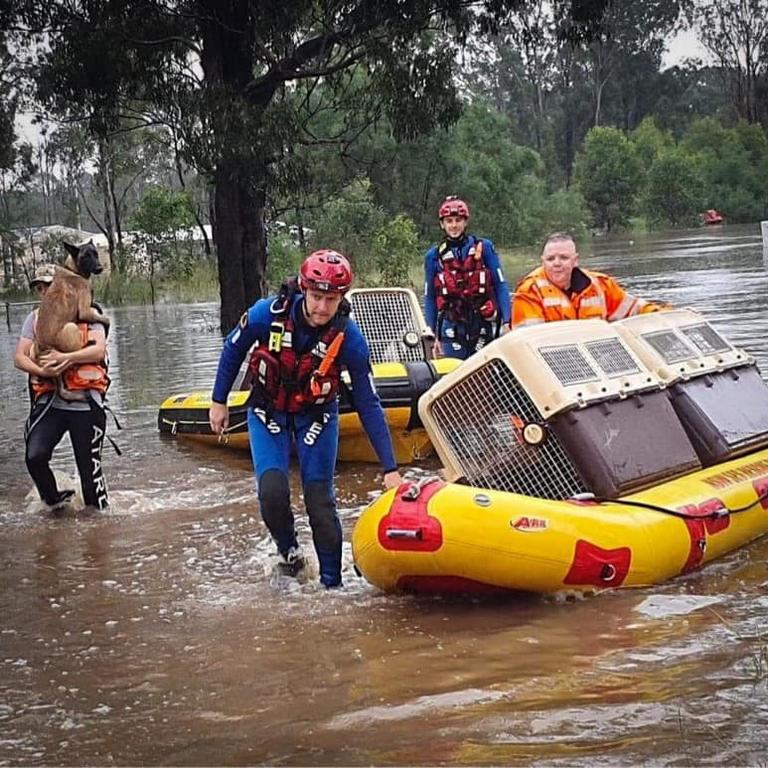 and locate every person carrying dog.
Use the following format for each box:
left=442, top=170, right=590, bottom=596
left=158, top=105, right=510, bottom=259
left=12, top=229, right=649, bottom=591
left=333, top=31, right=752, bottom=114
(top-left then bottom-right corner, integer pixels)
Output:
left=424, top=196, right=512, bottom=359
left=208, top=250, right=403, bottom=588
left=13, top=264, right=111, bottom=513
